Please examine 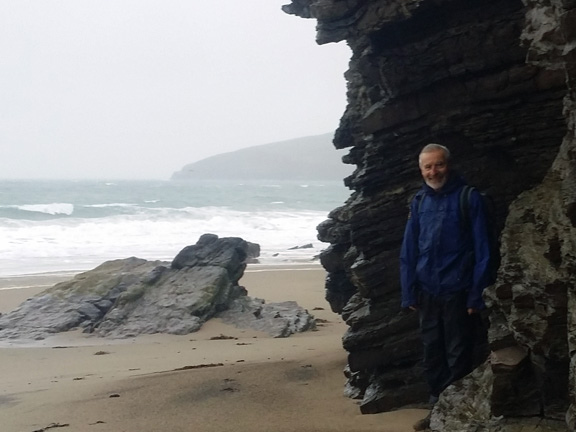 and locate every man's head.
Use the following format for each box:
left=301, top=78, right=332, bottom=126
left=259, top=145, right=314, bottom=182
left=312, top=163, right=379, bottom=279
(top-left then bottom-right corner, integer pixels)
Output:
left=419, top=143, right=450, bottom=190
